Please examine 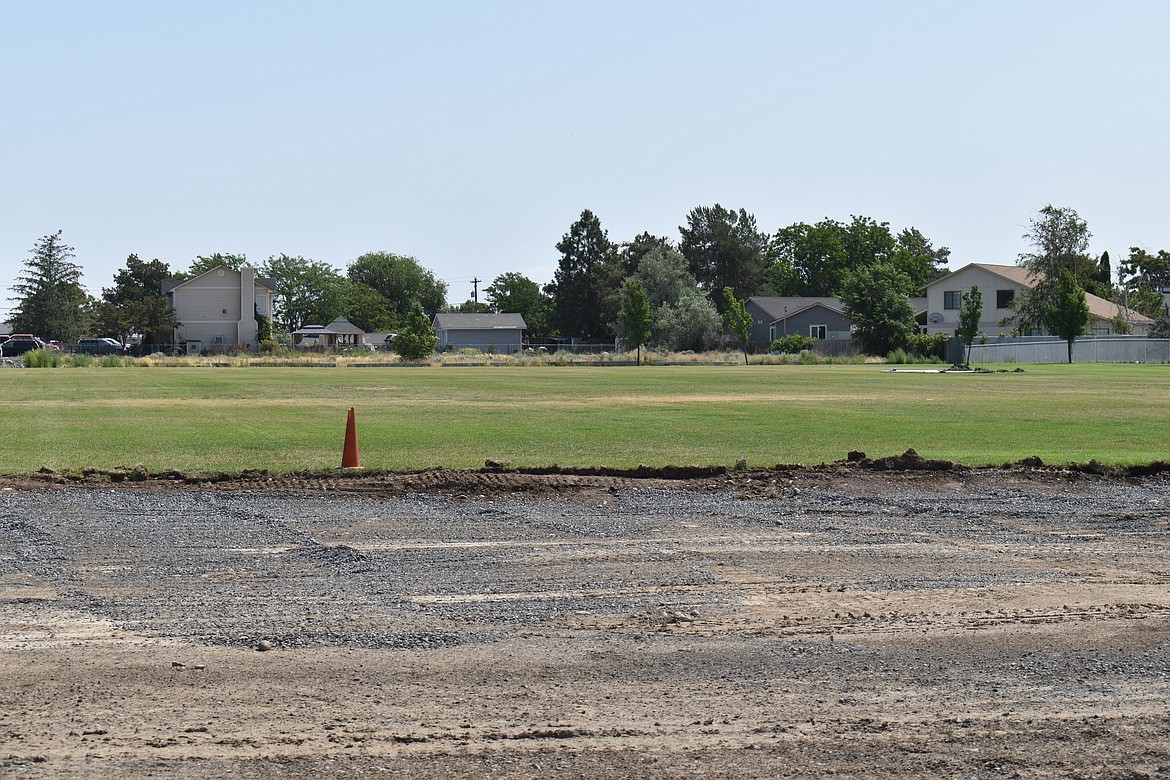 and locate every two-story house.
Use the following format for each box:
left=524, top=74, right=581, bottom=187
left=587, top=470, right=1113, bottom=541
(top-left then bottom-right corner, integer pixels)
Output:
left=922, top=263, right=1152, bottom=337
left=162, top=265, right=276, bottom=353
